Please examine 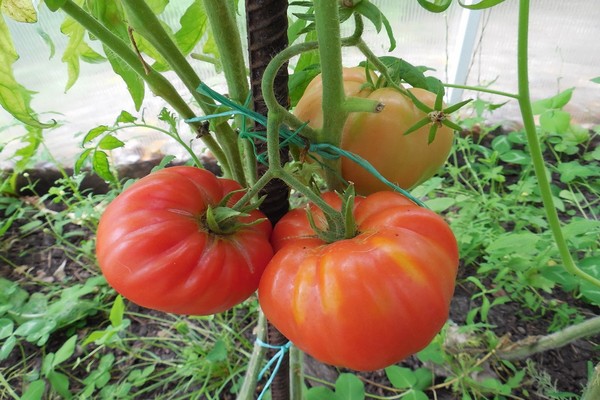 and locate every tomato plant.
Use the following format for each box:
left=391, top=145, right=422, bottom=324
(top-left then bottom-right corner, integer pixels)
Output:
left=294, top=68, right=455, bottom=194
left=259, top=191, right=459, bottom=371
left=96, top=166, right=273, bottom=316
